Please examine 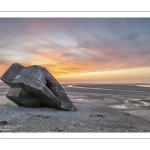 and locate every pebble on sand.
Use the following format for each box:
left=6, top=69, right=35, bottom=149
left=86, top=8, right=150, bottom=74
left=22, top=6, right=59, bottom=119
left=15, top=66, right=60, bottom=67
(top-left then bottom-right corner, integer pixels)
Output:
left=55, top=126, right=63, bottom=132
left=89, top=114, right=104, bottom=117
left=42, top=116, right=50, bottom=119
left=0, top=121, right=8, bottom=126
